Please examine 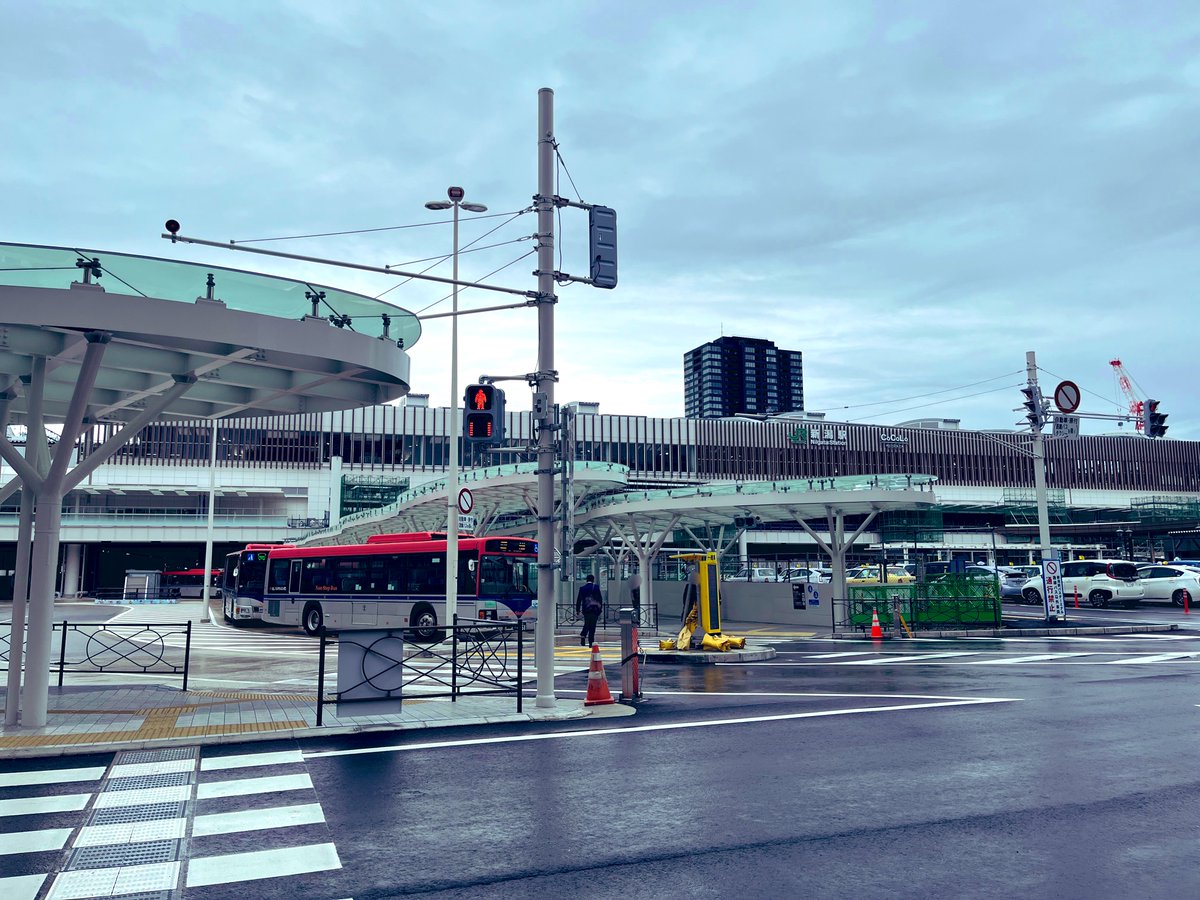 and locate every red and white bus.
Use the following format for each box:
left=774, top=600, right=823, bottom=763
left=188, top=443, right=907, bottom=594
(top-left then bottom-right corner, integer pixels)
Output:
left=261, top=532, right=537, bottom=637
left=160, top=568, right=221, bottom=599
left=221, top=544, right=287, bottom=625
